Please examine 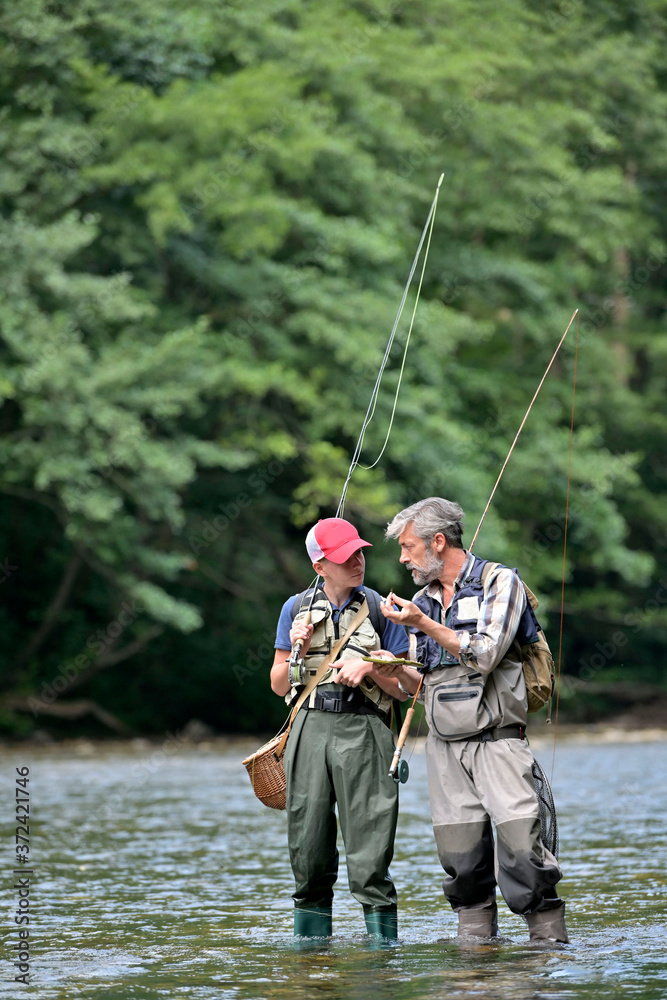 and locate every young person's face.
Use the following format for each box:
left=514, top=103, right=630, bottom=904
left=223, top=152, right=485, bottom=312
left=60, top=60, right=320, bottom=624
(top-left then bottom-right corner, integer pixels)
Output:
left=317, top=548, right=366, bottom=591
